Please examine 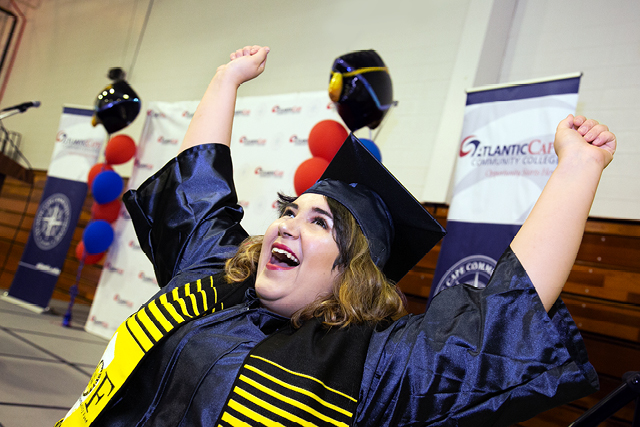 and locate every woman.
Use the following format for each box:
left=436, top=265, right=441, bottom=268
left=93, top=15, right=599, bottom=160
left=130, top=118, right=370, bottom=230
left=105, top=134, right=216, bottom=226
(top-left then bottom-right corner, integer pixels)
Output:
left=59, top=46, right=615, bottom=427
